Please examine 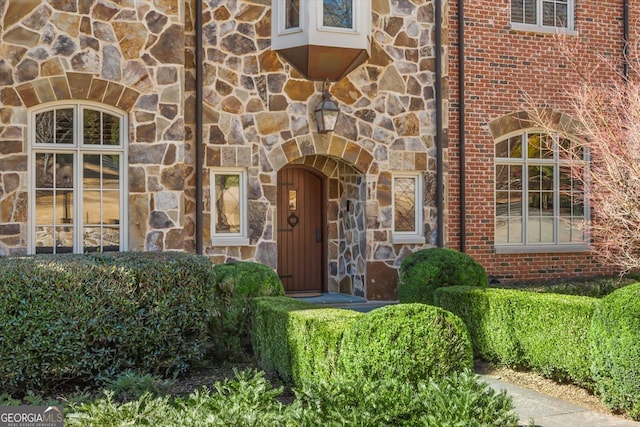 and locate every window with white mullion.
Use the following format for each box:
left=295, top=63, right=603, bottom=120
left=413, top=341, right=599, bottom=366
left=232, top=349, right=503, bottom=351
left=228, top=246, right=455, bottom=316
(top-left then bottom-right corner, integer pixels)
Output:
left=511, top=0, right=573, bottom=31
left=30, top=103, right=126, bottom=255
